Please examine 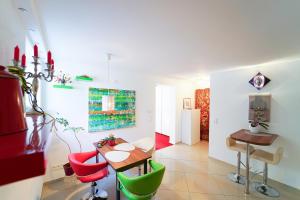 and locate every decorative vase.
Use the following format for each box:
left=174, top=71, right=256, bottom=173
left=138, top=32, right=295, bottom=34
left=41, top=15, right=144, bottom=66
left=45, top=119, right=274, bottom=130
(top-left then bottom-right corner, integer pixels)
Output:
left=108, top=140, right=116, bottom=146
left=249, top=124, right=260, bottom=133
